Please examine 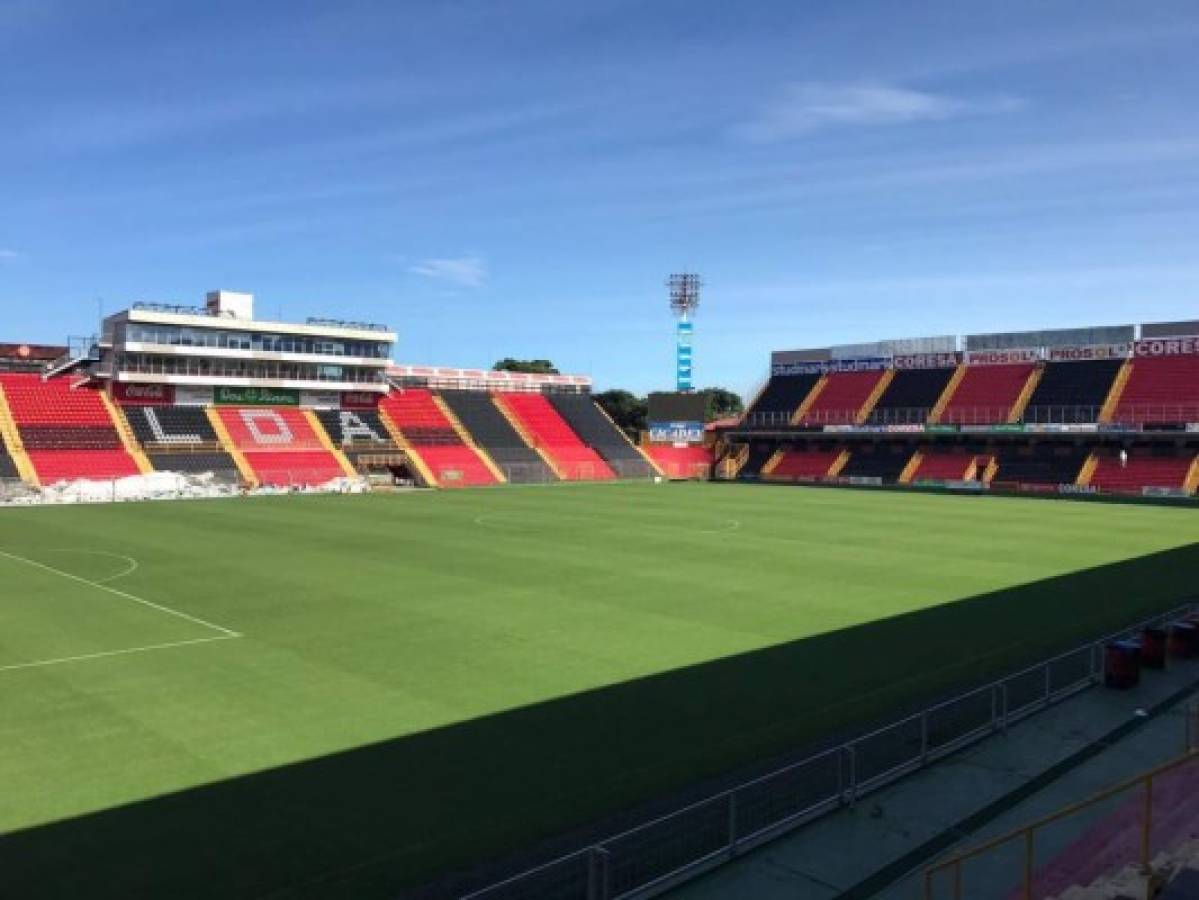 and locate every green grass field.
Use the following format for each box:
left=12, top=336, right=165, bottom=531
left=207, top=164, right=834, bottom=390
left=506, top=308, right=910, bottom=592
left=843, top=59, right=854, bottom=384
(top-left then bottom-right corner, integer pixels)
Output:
left=2, top=482, right=1197, bottom=898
